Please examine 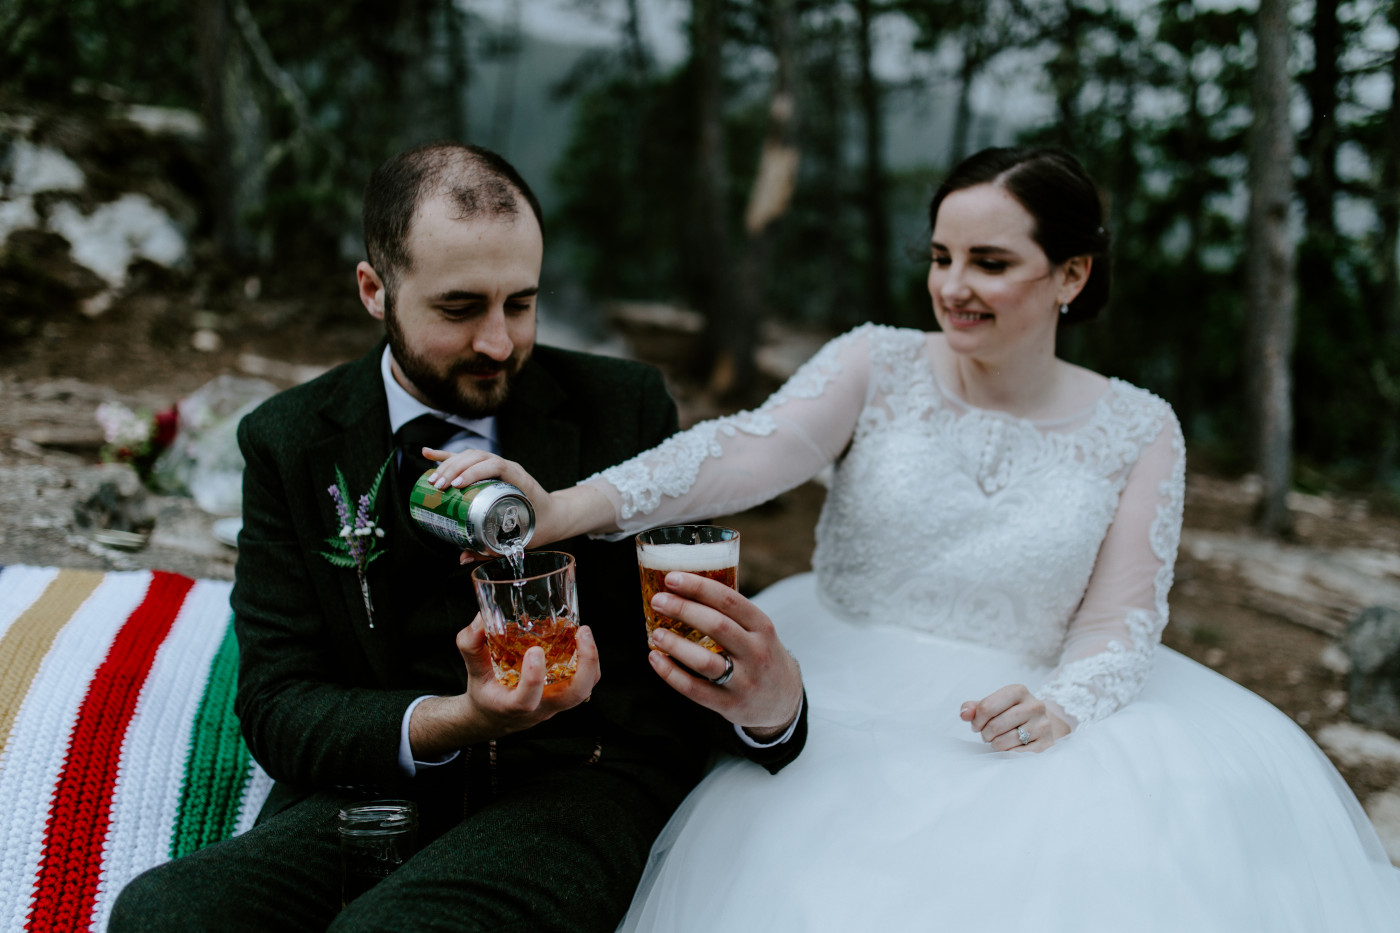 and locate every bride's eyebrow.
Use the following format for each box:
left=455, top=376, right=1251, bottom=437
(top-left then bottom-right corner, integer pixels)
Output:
left=929, top=241, right=1017, bottom=258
